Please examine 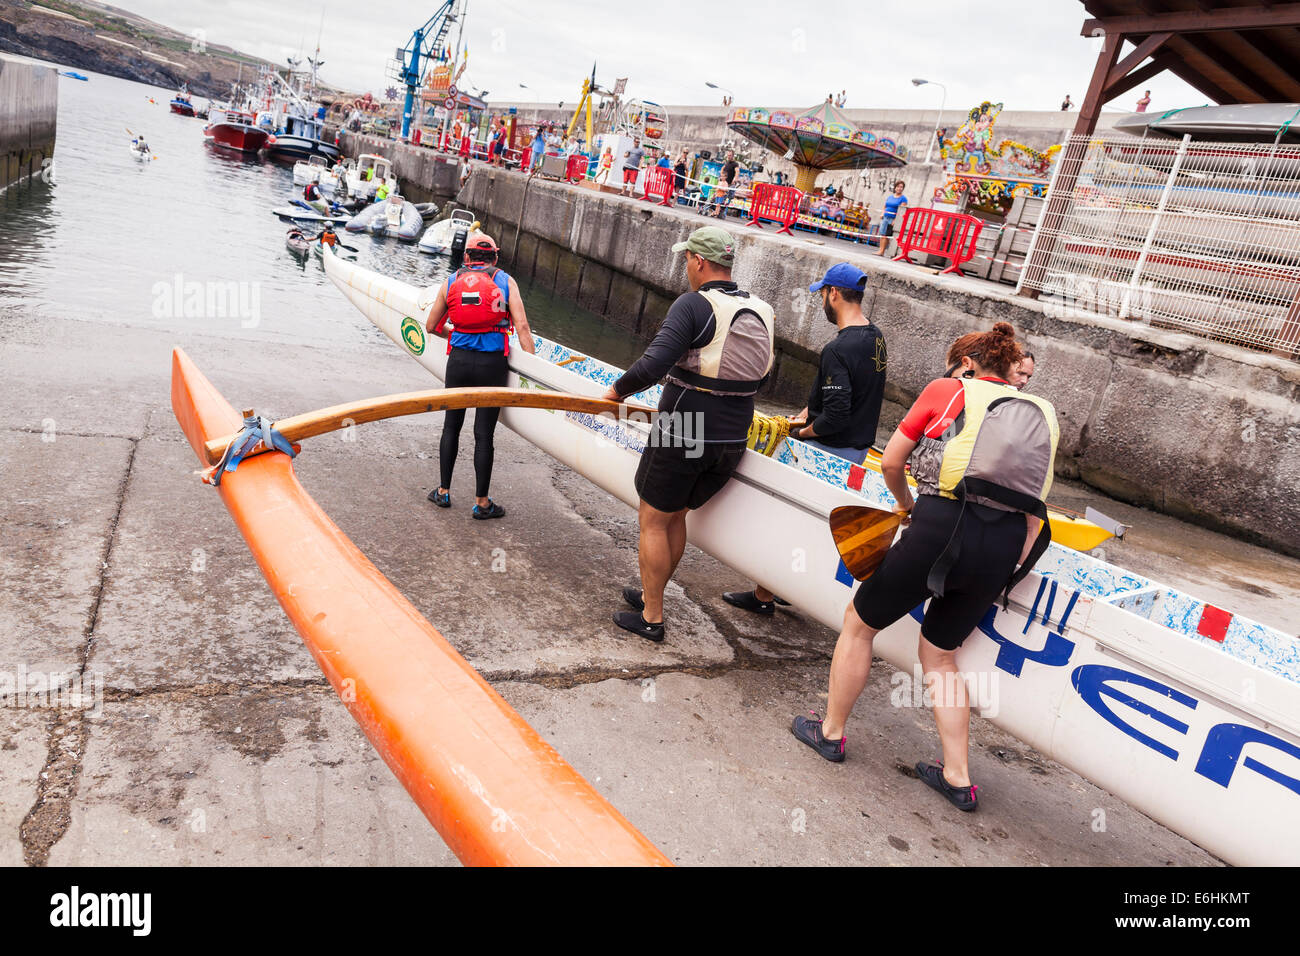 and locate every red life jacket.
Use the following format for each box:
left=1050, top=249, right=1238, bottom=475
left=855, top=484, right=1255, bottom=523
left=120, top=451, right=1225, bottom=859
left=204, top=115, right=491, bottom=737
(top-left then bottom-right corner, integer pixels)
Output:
left=304, top=182, right=320, bottom=200
left=434, top=265, right=513, bottom=353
